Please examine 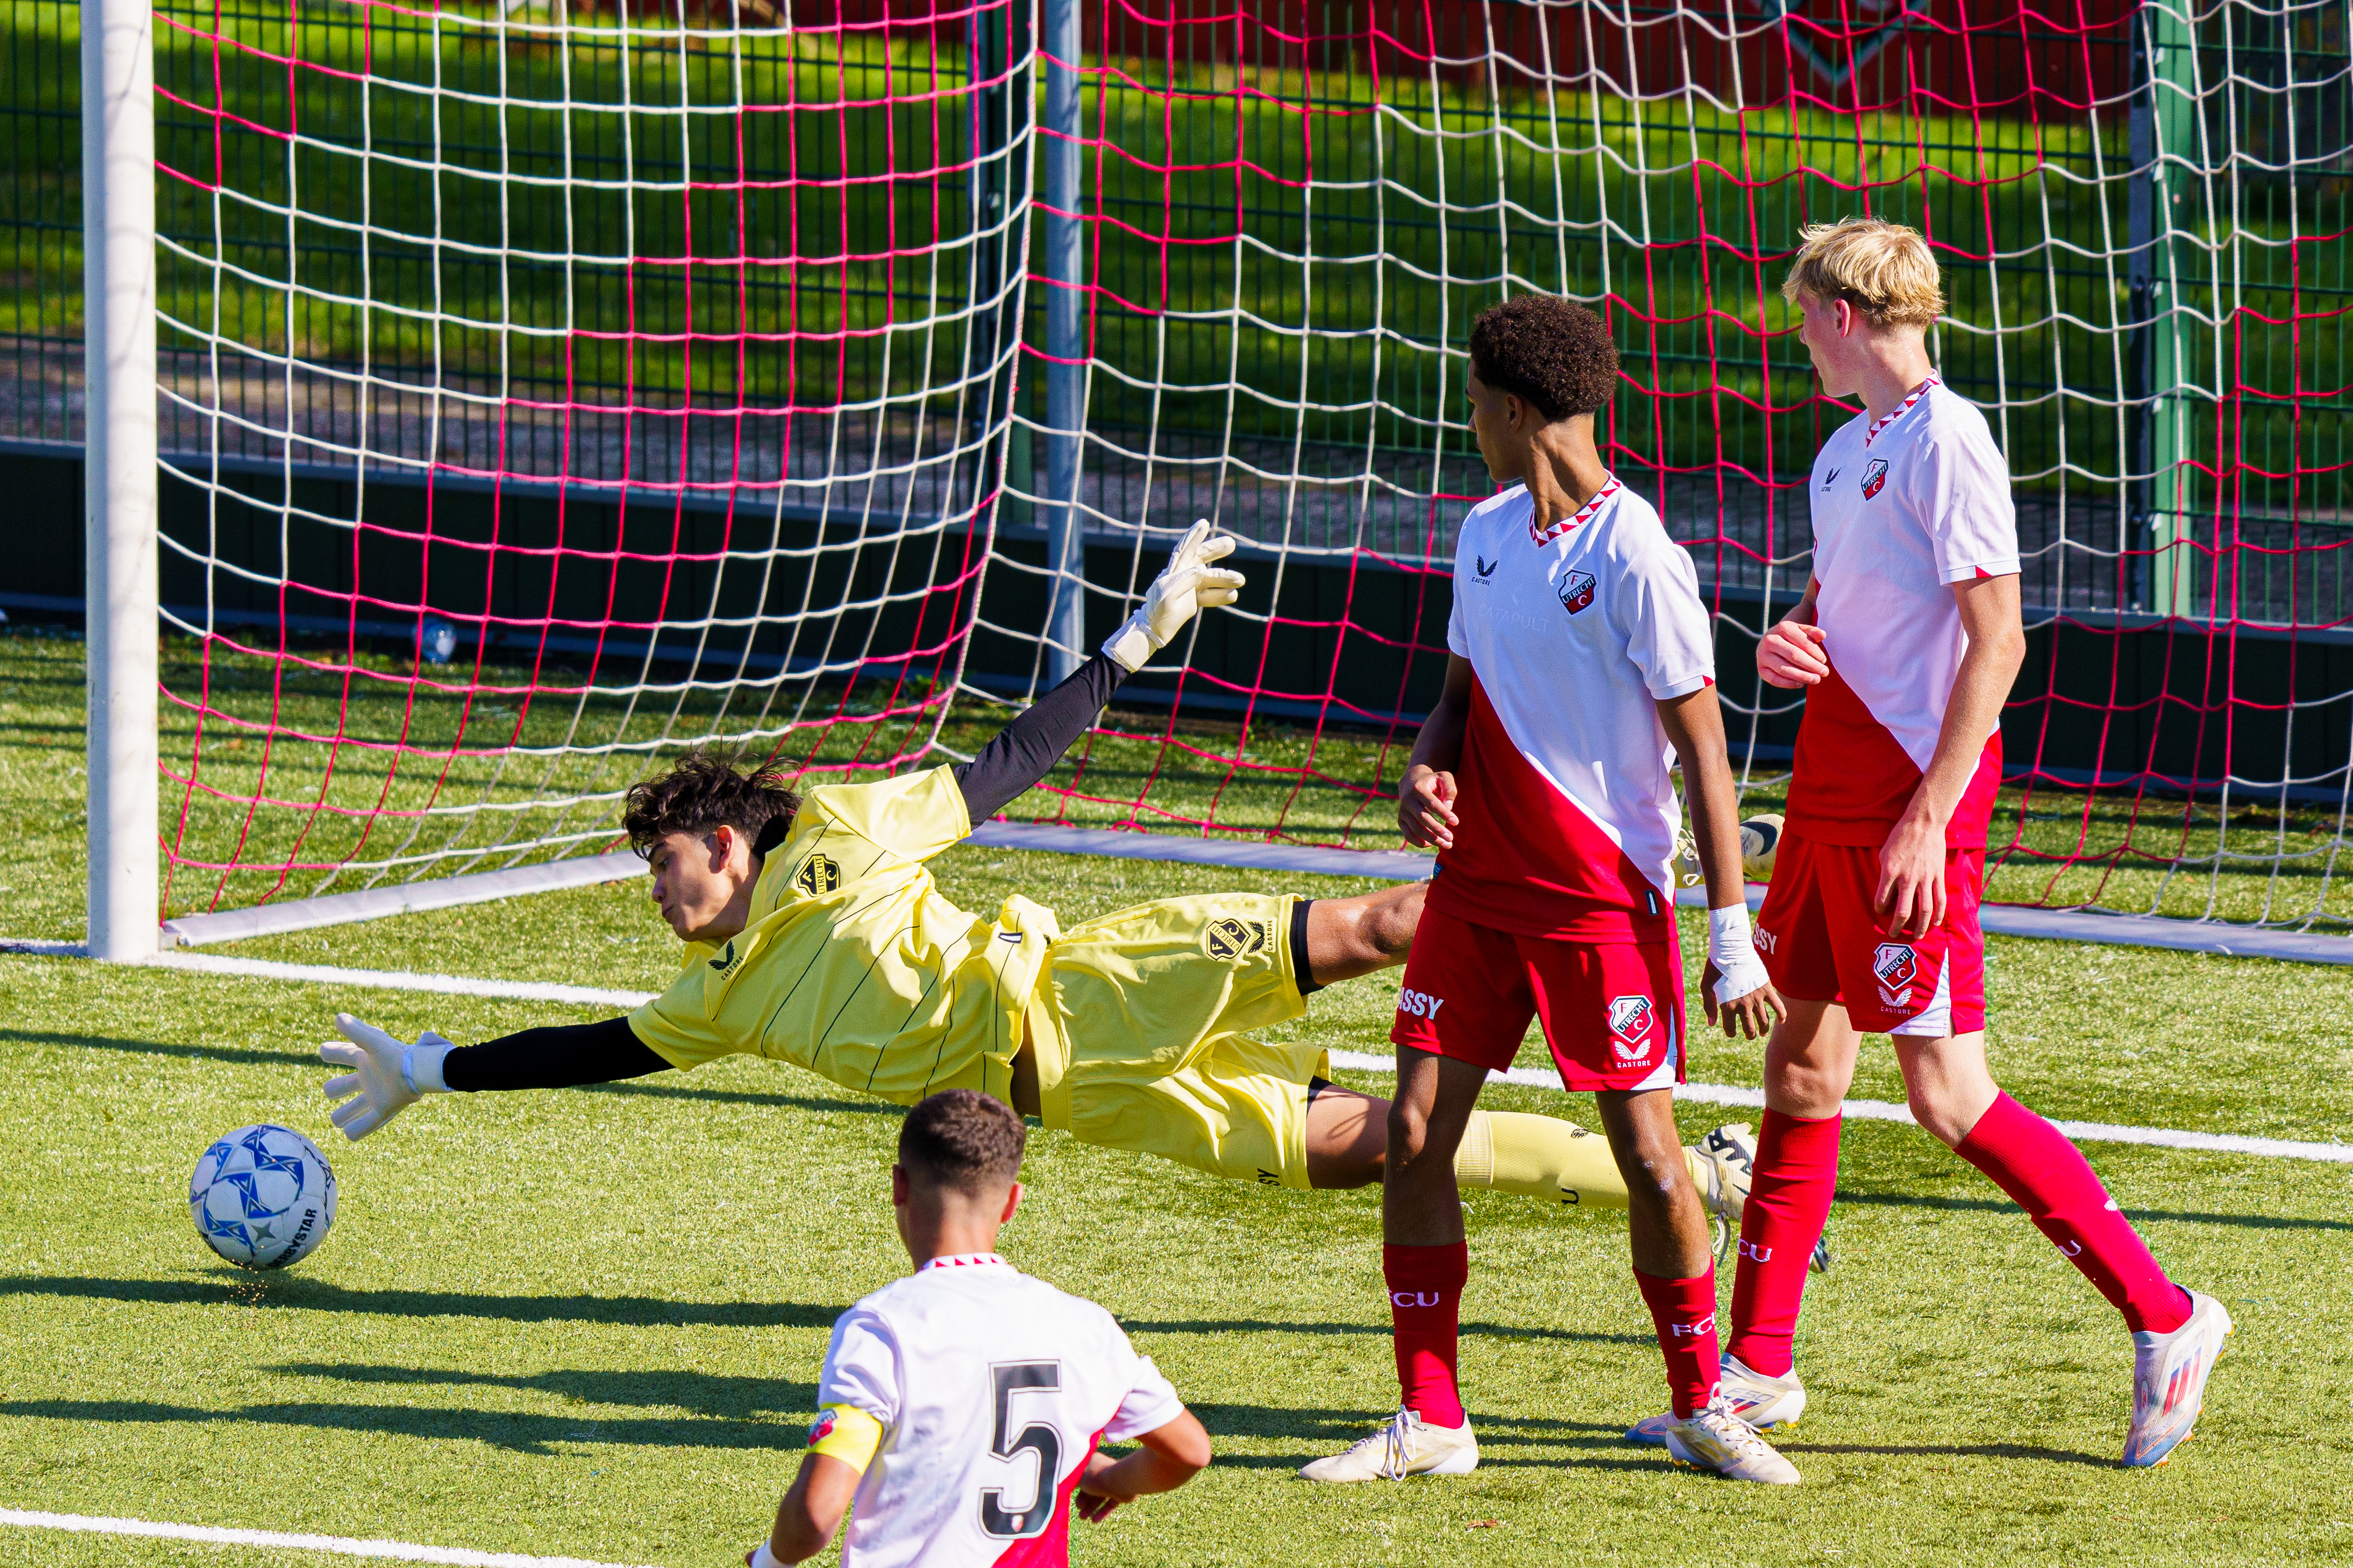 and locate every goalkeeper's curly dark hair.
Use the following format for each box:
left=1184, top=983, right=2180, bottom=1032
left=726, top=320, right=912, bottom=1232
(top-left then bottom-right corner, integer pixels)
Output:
left=1467, top=294, right=1621, bottom=422
left=621, top=750, right=801, bottom=860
